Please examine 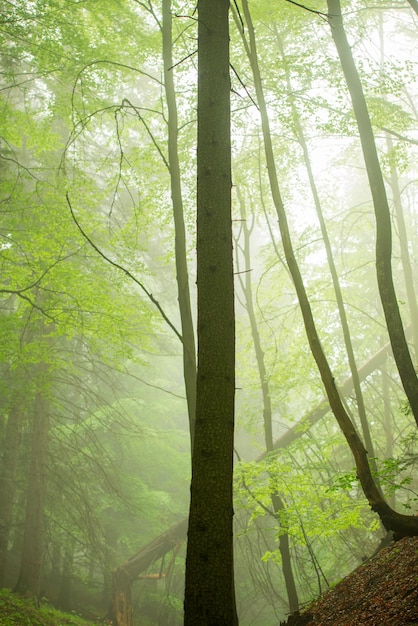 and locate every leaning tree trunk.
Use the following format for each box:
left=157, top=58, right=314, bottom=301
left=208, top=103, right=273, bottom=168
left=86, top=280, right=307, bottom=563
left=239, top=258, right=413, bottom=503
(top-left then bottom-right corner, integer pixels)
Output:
left=257, top=327, right=412, bottom=461
left=241, top=0, right=418, bottom=537
left=184, top=0, right=238, bottom=623
left=274, top=28, right=379, bottom=478
left=327, top=0, right=418, bottom=427
left=110, top=517, right=188, bottom=626
left=407, top=0, right=418, bottom=17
